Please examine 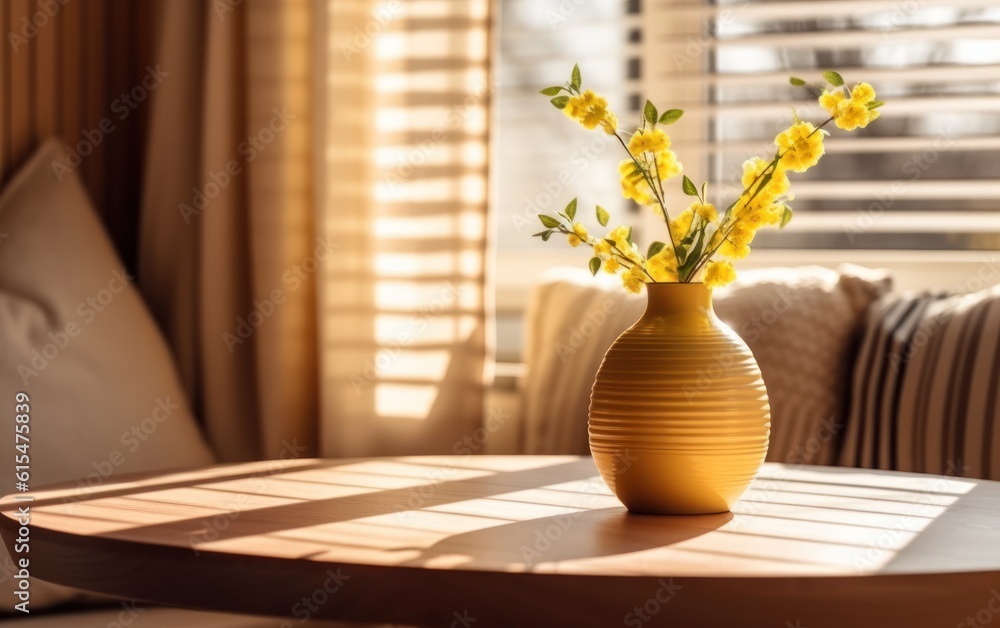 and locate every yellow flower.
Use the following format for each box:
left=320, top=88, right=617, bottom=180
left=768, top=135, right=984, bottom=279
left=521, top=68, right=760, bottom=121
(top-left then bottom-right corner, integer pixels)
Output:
left=670, top=208, right=694, bottom=243
left=719, top=239, right=751, bottom=259
left=728, top=223, right=756, bottom=247
left=604, top=257, right=620, bottom=274
left=601, top=112, right=618, bottom=135
left=834, top=100, right=876, bottom=131
left=618, top=159, right=655, bottom=205
left=654, top=150, right=682, bottom=181
left=645, top=249, right=678, bottom=282
left=563, top=90, right=616, bottom=132
left=820, top=83, right=879, bottom=132
left=741, top=157, right=789, bottom=208
left=593, top=239, right=612, bottom=257
left=691, top=202, right=717, bottom=223
left=704, top=260, right=736, bottom=288
left=851, top=82, right=876, bottom=104
left=622, top=264, right=646, bottom=293
left=567, top=222, right=588, bottom=247
left=608, top=225, right=630, bottom=247
left=775, top=121, right=825, bottom=173
left=628, top=128, right=670, bottom=155
left=819, top=90, right=845, bottom=117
